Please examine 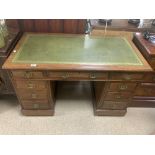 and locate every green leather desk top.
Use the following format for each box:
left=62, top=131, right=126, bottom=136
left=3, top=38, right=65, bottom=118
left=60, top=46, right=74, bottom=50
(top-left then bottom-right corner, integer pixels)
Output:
left=12, top=34, right=143, bottom=66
